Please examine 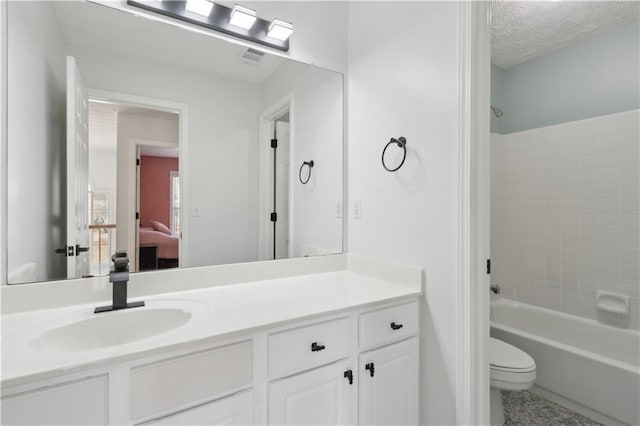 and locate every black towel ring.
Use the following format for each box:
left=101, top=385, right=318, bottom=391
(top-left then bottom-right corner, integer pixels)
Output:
left=299, top=160, right=315, bottom=184
left=382, top=137, right=407, bottom=172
